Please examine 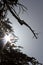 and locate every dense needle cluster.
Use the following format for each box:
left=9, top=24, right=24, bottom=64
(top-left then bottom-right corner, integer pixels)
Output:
left=0, top=0, right=42, bottom=65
